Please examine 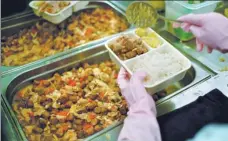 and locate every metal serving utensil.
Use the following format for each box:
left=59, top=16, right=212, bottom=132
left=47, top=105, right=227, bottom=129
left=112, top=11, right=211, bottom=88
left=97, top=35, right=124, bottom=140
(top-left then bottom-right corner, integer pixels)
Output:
left=126, top=1, right=181, bottom=28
